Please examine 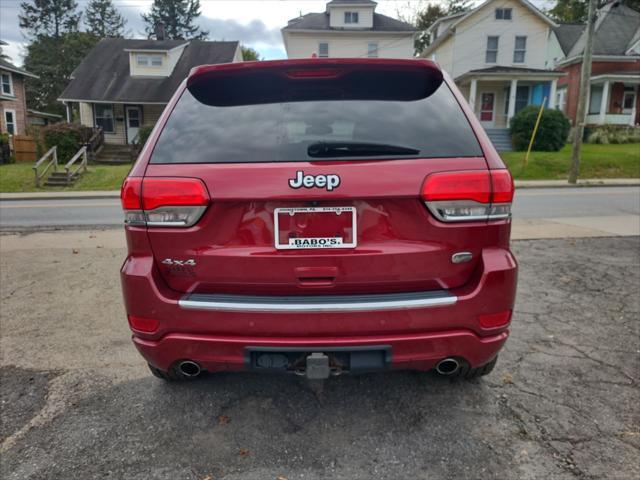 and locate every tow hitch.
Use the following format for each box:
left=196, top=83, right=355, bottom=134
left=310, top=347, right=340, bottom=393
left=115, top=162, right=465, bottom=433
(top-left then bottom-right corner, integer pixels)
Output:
left=305, top=352, right=331, bottom=380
